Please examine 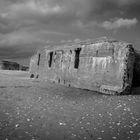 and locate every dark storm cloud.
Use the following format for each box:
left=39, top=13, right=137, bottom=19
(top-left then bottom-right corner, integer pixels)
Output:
left=0, top=0, right=139, bottom=25
left=0, top=0, right=139, bottom=32
left=0, top=45, right=37, bottom=60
